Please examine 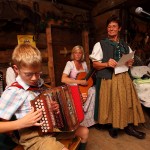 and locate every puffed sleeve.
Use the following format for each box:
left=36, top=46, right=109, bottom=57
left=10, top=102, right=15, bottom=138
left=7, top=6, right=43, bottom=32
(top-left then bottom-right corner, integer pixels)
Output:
left=89, top=42, right=103, bottom=62
left=63, top=61, right=73, bottom=75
